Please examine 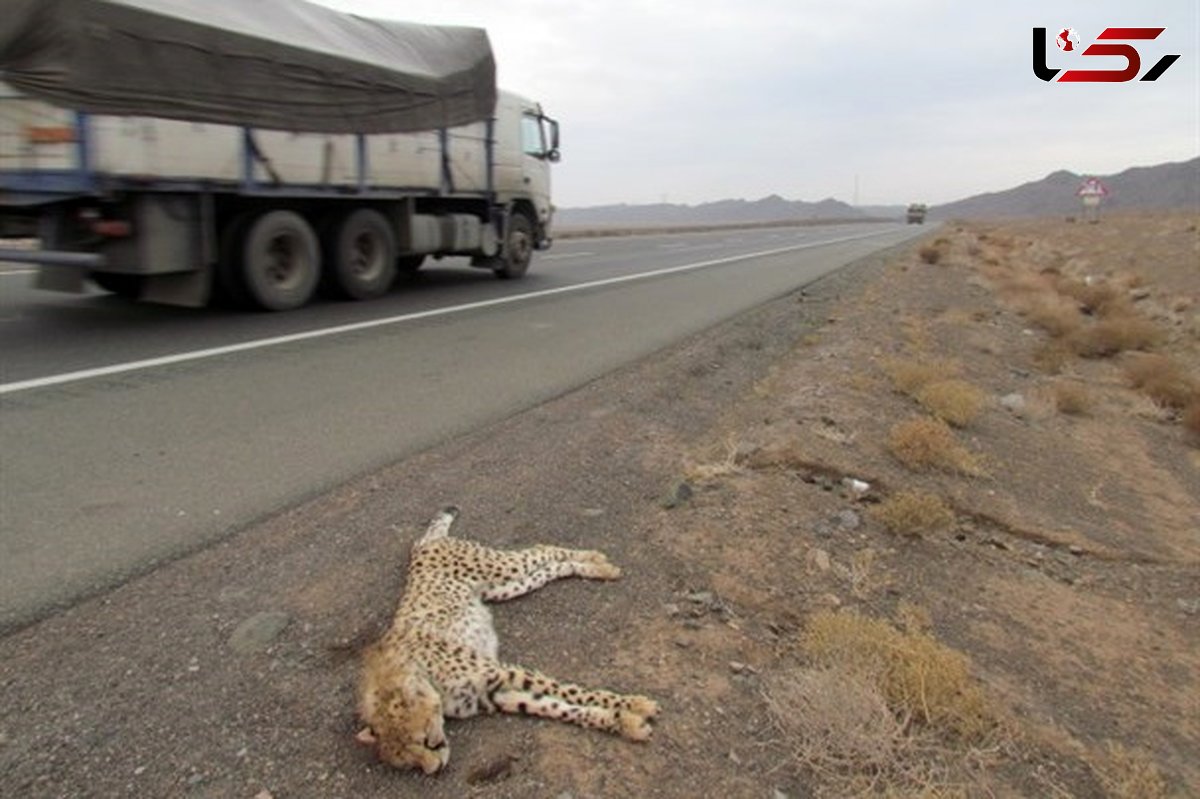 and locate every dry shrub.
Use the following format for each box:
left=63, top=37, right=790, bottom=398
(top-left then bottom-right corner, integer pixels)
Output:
left=915, top=379, right=986, bottom=427
left=872, top=491, right=956, bottom=536
left=887, top=417, right=982, bottom=475
left=1123, top=354, right=1198, bottom=409
left=1052, top=381, right=1092, bottom=415
left=1057, top=278, right=1128, bottom=317
left=764, top=667, right=907, bottom=777
left=883, top=358, right=960, bottom=395
left=1032, top=341, right=1073, bottom=374
left=802, top=610, right=995, bottom=741
left=1025, top=298, right=1083, bottom=338
left=918, top=245, right=943, bottom=265
left=1070, top=315, right=1164, bottom=358
left=1093, top=742, right=1169, bottom=799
